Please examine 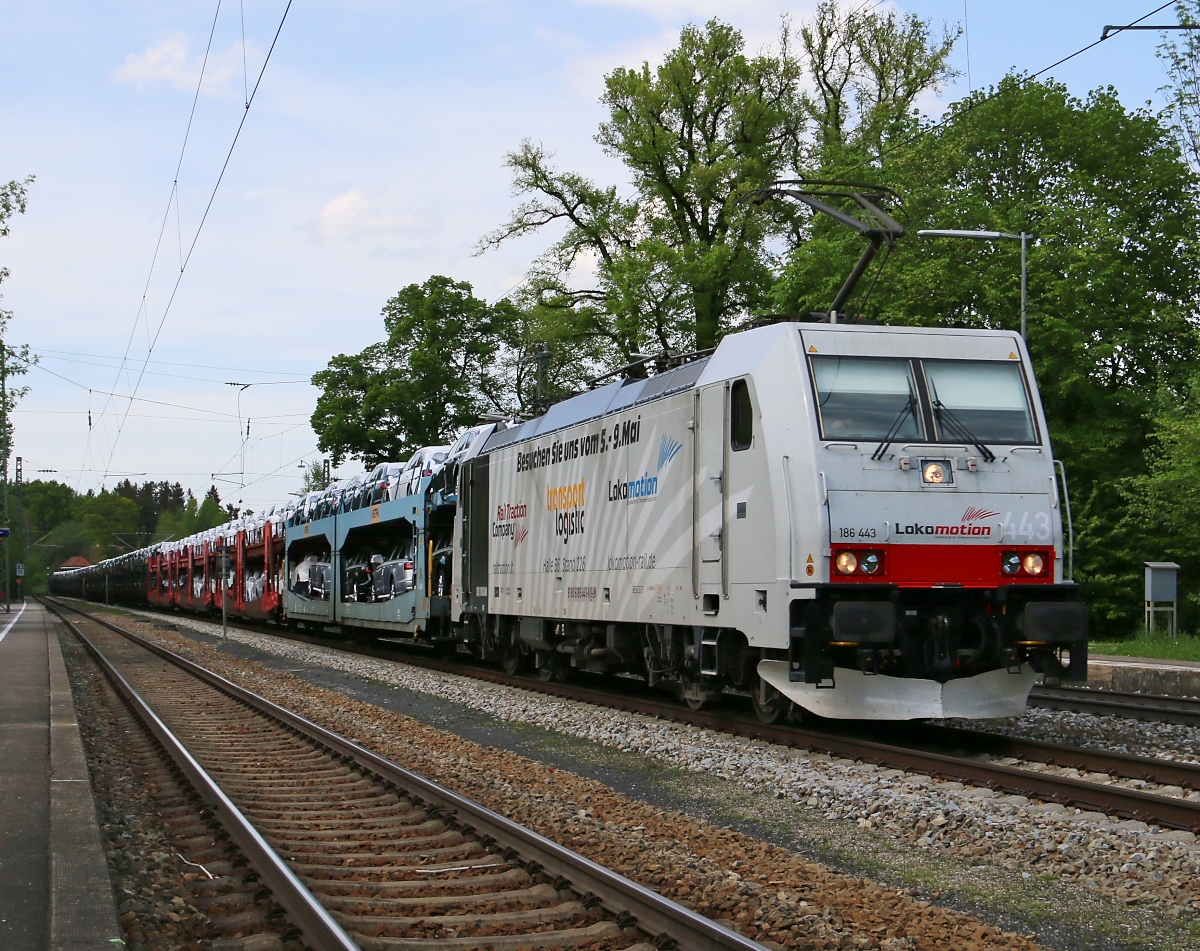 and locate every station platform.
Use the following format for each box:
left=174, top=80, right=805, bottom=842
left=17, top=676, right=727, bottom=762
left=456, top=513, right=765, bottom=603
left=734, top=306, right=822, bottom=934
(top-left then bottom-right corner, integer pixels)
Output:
left=0, top=600, right=121, bottom=950
left=1087, top=653, right=1200, bottom=698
